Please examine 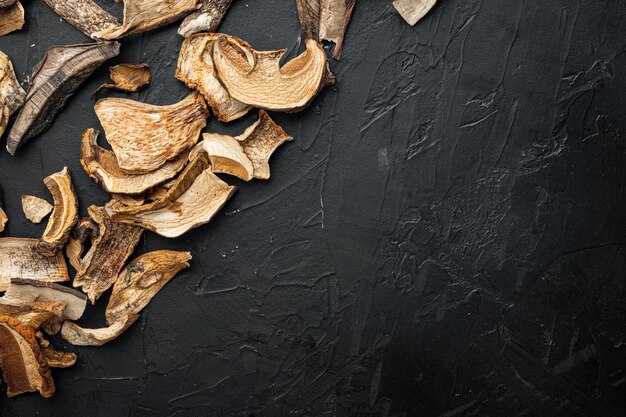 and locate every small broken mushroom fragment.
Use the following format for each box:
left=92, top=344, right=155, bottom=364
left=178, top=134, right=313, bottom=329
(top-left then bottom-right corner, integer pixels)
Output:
left=22, top=195, right=53, bottom=224
left=0, top=2, right=24, bottom=37
left=0, top=51, right=26, bottom=139
left=0, top=185, right=7, bottom=233
left=176, top=33, right=251, bottom=122
left=0, top=316, right=55, bottom=398
left=96, top=63, right=151, bottom=94
left=0, top=238, right=69, bottom=292
left=178, top=0, right=233, bottom=38
left=37, top=167, right=79, bottom=257
left=80, top=128, right=189, bottom=195
left=35, top=332, right=77, bottom=368
left=296, top=0, right=356, bottom=60
left=43, top=0, right=121, bottom=39
left=213, top=37, right=327, bottom=112
left=62, top=250, right=191, bottom=346
left=6, top=41, right=120, bottom=154
left=393, top=0, right=437, bottom=26
left=203, top=133, right=254, bottom=181
left=95, top=92, right=208, bottom=173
